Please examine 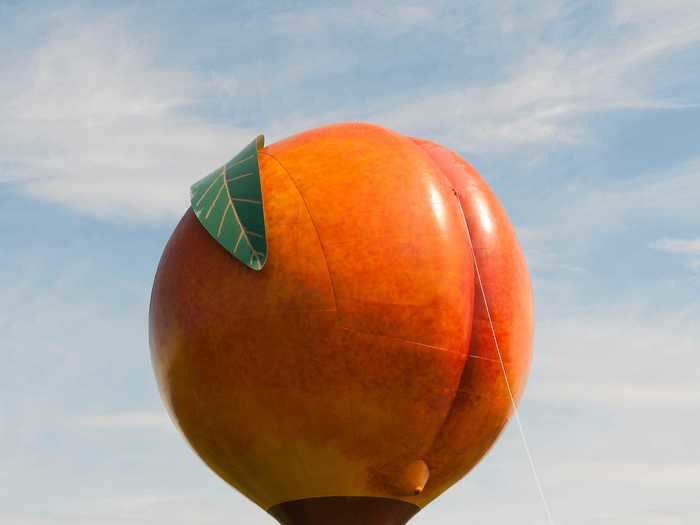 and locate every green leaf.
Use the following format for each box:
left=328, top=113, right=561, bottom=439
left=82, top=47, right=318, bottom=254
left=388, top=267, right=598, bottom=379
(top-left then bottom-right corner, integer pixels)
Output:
left=190, top=135, right=267, bottom=270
